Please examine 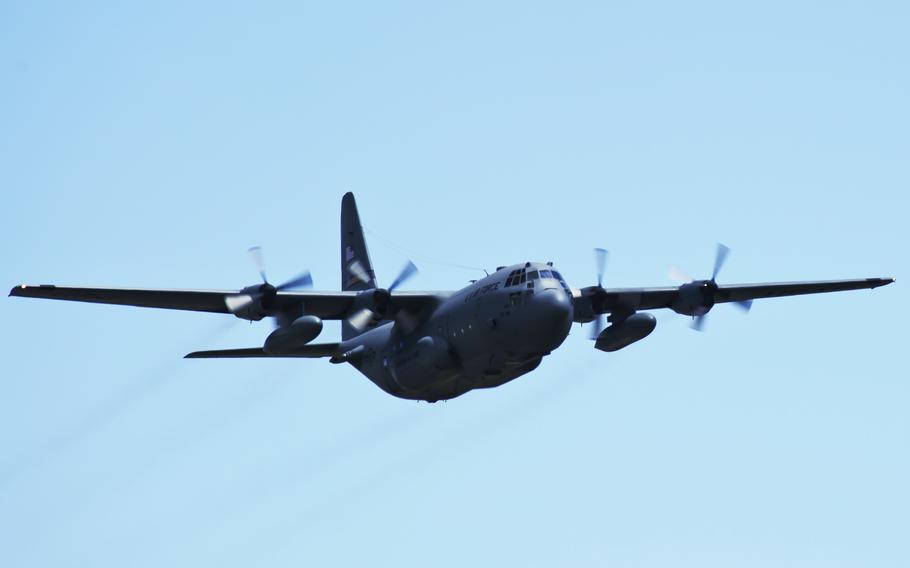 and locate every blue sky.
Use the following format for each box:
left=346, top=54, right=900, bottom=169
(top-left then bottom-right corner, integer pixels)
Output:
left=1, top=1, right=907, bottom=566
